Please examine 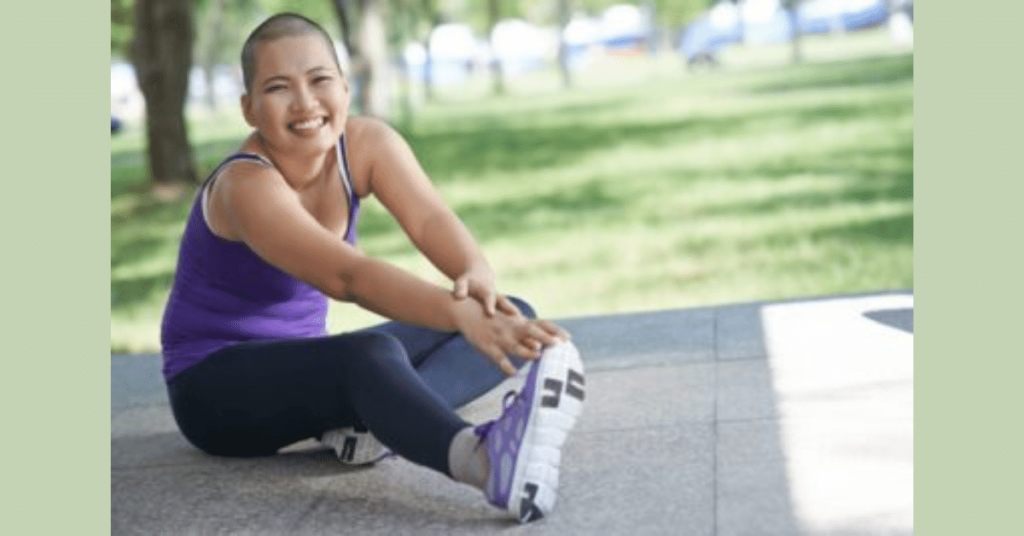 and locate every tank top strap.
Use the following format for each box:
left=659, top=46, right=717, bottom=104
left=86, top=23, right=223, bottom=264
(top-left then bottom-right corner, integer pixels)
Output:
left=204, top=152, right=274, bottom=187
left=336, top=136, right=356, bottom=203
left=336, top=135, right=361, bottom=245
